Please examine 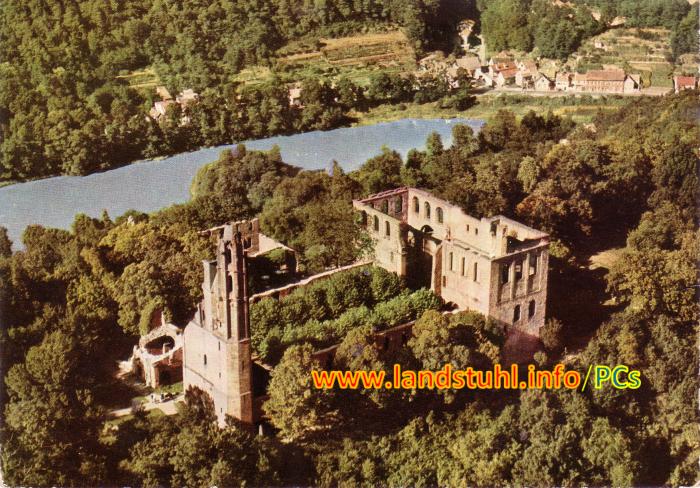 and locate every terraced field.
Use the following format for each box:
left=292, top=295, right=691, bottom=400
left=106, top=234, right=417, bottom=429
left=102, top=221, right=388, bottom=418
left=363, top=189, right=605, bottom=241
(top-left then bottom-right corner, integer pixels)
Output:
left=116, top=68, right=161, bottom=93
left=568, top=28, right=689, bottom=88
left=237, top=29, right=416, bottom=86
